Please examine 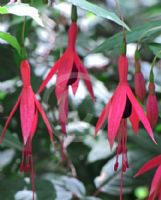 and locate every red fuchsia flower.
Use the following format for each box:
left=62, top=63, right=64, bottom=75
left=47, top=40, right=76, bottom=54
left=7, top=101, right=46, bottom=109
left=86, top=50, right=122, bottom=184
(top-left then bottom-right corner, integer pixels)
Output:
left=37, top=22, right=94, bottom=134
left=0, top=60, right=54, bottom=199
left=146, top=82, right=158, bottom=129
left=95, top=45, right=155, bottom=200
left=134, top=50, right=146, bottom=103
left=135, top=155, right=161, bottom=200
